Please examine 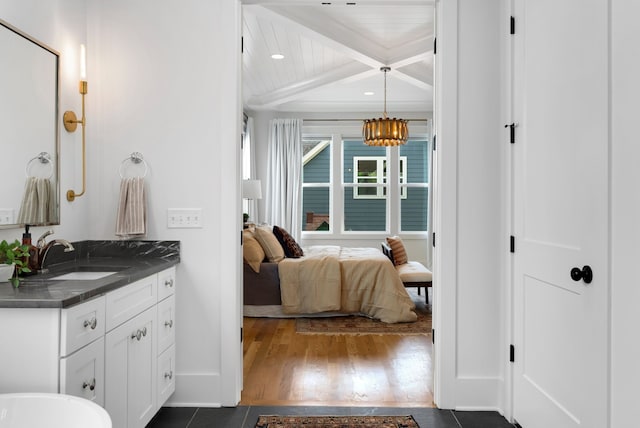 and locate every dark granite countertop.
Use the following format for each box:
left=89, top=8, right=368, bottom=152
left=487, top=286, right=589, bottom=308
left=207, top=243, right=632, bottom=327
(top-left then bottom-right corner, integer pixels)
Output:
left=0, top=240, right=180, bottom=309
